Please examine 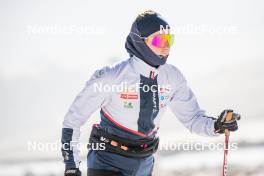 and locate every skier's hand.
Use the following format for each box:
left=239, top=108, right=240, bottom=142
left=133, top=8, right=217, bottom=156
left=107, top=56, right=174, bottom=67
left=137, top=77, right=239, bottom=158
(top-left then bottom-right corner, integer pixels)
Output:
left=214, top=109, right=241, bottom=134
left=64, top=168, right=81, bottom=176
